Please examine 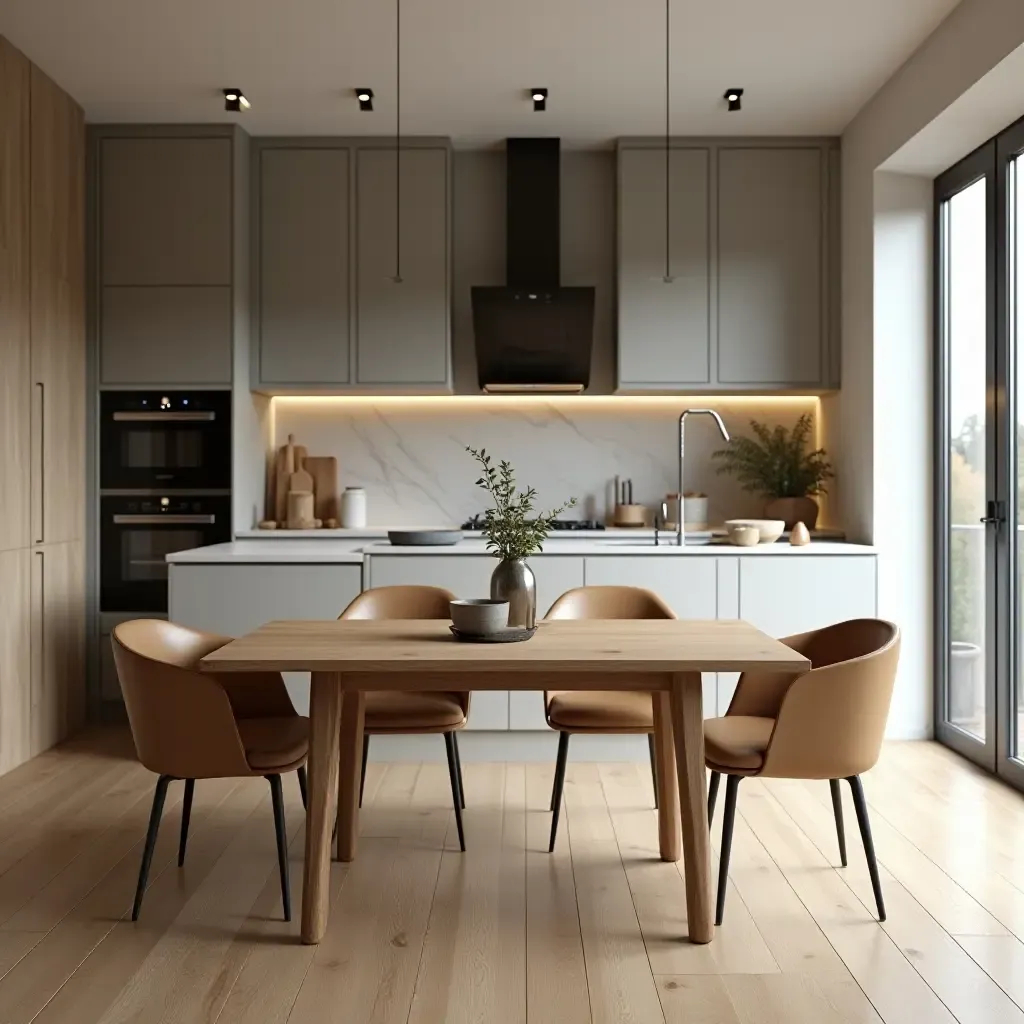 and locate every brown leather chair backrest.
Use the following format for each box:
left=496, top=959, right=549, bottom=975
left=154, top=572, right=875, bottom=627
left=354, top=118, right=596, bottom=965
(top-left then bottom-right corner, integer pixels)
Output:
left=111, top=619, right=294, bottom=780
left=544, top=586, right=676, bottom=621
left=338, top=586, right=467, bottom=715
left=752, top=619, right=901, bottom=780
left=338, top=585, right=455, bottom=621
